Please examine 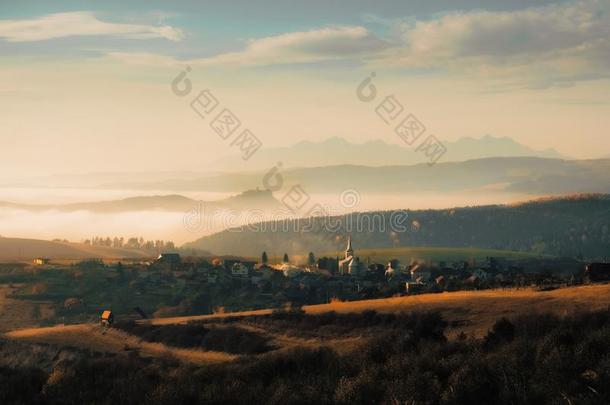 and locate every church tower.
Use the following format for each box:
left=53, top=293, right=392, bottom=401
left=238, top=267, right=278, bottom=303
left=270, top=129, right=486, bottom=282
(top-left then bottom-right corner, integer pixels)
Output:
left=345, top=235, right=354, bottom=259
